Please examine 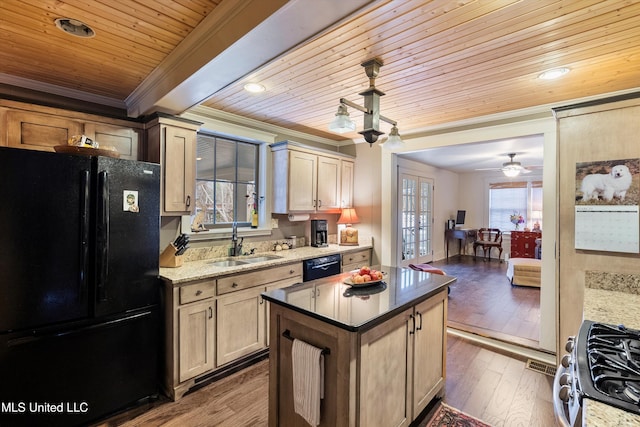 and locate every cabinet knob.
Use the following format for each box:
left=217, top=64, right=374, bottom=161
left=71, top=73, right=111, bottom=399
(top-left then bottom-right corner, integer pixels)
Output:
left=196, top=290, right=202, bottom=296
left=289, top=269, right=295, bottom=274
left=232, top=282, right=238, bottom=288
left=186, top=195, right=191, bottom=208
